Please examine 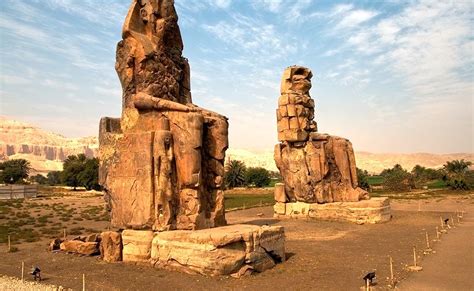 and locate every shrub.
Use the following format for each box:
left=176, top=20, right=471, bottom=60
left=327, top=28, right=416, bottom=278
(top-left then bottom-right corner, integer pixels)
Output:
left=356, top=168, right=370, bottom=191
left=245, top=167, right=271, bottom=188
left=381, top=164, right=414, bottom=191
